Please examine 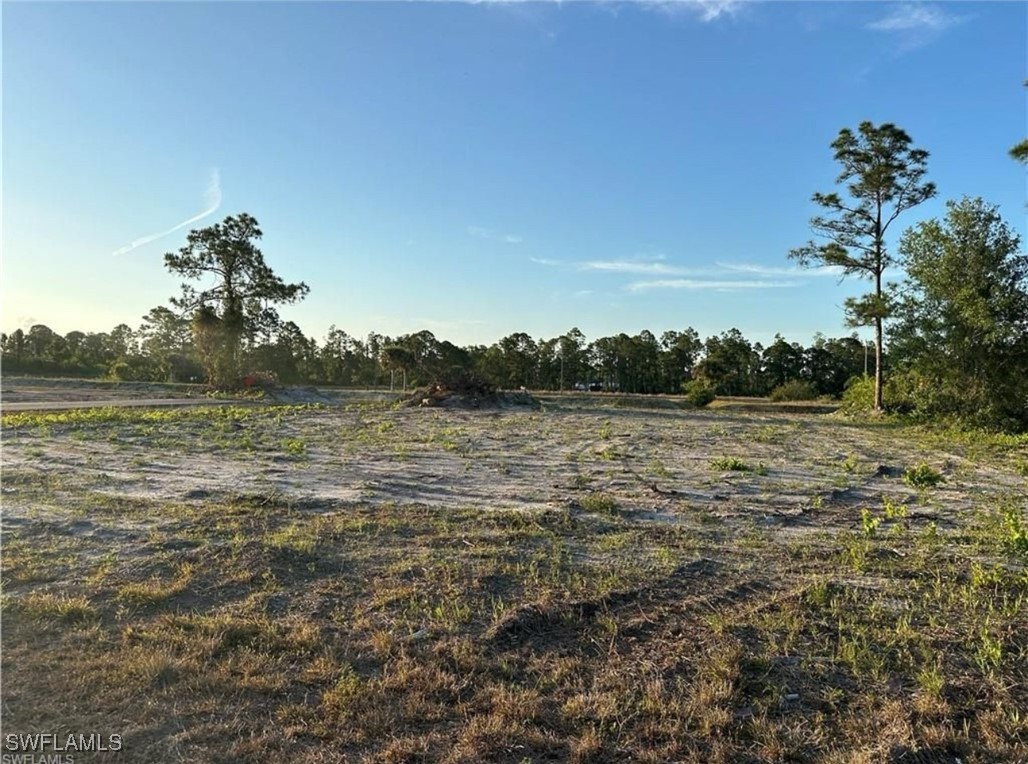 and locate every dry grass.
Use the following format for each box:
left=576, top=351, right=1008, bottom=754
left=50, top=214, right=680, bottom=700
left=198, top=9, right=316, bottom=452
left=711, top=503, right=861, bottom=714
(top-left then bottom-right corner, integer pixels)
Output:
left=1, top=400, right=1026, bottom=762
